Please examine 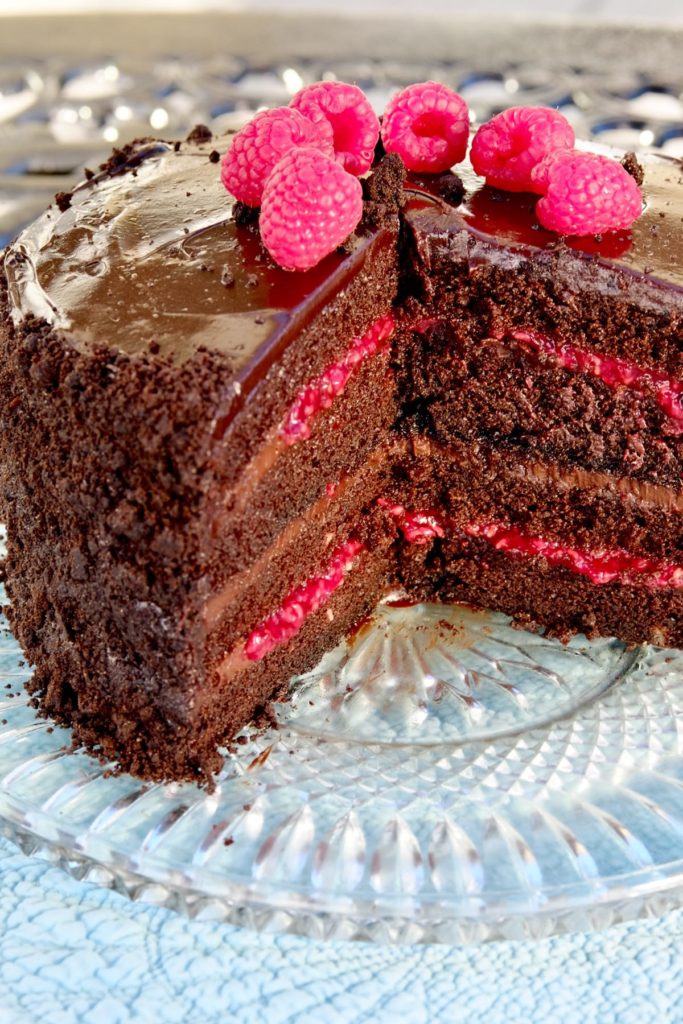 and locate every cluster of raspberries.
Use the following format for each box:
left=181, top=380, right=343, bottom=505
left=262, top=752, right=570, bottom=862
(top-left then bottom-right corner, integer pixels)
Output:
left=469, top=106, right=643, bottom=236
left=220, top=80, right=643, bottom=271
